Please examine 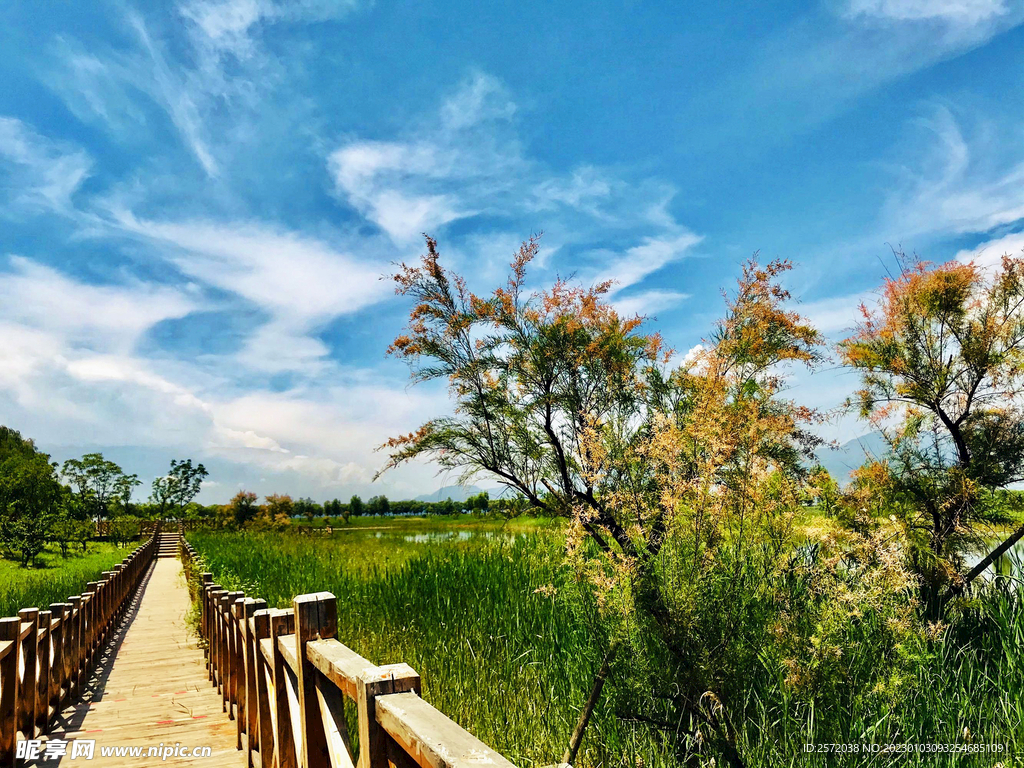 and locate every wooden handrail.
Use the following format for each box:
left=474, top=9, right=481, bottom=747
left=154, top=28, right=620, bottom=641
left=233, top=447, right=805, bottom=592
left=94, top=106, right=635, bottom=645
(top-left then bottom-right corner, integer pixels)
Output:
left=181, top=539, right=520, bottom=768
left=0, top=535, right=157, bottom=767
